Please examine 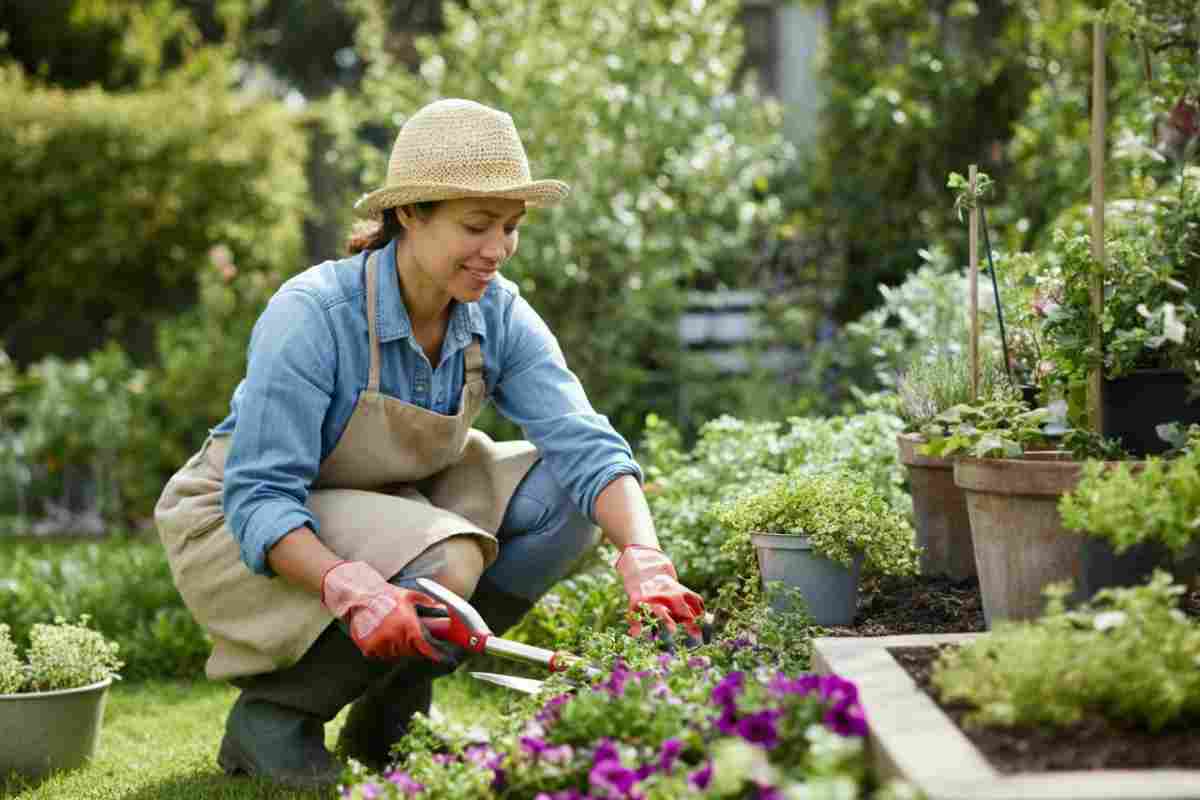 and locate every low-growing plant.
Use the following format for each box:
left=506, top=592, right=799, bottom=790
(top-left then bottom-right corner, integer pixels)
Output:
left=1060, top=426, right=1200, bottom=555
left=0, top=616, right=122, bottom=694
left=717, top=471, right=919, bottom=577
left=931, top=572, right=1200, bottom=731
left=919, top=397, right=1128, bottom=461
left=340, top=650, right=875, bottom=799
